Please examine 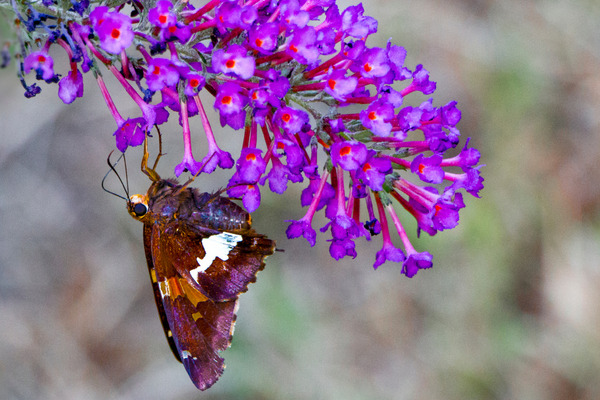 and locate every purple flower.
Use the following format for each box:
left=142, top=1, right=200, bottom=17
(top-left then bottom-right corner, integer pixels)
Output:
left=440, top=101, right=462, bottom=126
left=441, top=138, right=480, bottom=169
left=411, top=154, right=444, bottom=184
left=286, top=219, right=317, bottom=246
left=273, top=138, right=305, bottom=174
left=236, top=148, right=267, bottom=183
left=174, top=152, right=203, bottom=177
left=266, top=74, right=291, bottom=98
left=248, top=22, right=280, bottom=54
left=341, top=4, right=378, bottom=39
left=360, top=100, right=395, bottom=137
left=262, top=156, right=303, bottom=194
left=328, top=213, right=360, bottom=240
left=113, top=117, right=145, bottom=152
left=90, top=7, right=133, bottom=54
left=145, top=58, right=180, bottom=91
left=285, top=26, right=320, bottom=65
left=351, top=47, right=390, bottom=79
left=148, top=0, right=176, bottom=29
left=164, top=23, right=192, bottom=43
left=402, top=64, right=436, bottom=95
left=374, top=242, right=405, bottom=269
left=330, top=141, right=368, bottom=171
left=273, top=106, right=309, bottom=135
left=214, top=82, right=248, bottom=130
left=281, top=0, right=310, bottom=29
left=199, top=148, right=234, bottom=174
left=386, top=41, right=411, bottom=81
left=397, top=106, right=423, bottom=132
left=301, top=177, right=335, bottom=209
left=315, top=22, right=337, bottom=55
left=228, top=180, right=261, bottom=213
left=184, top=73, right=206, bottom=96
left=324, top=68, right=358, bottom=101
left=215, top=2, right=257, bottom=31
left=329, top=238, right=357, bottom=260
left=58, top=69, right=84, bottom=104
left=356, top=154, right=392, bottom=191
left=379, top=86, right=404, bottom=108
left=429, top=192, right=464, bottom=231
left=447, top=167, right=485, bottom=198
left=402, top=251, right=433, bottom=278
left=24, top=51, right=55, bottom=81
left=213, top=44, right=255, bottom=80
